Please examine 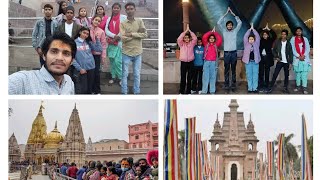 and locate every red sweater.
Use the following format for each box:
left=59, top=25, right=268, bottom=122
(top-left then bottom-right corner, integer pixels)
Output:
left=202, top=31, right=222, bottom=61
left=67, top=166, right=78, bottom=178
